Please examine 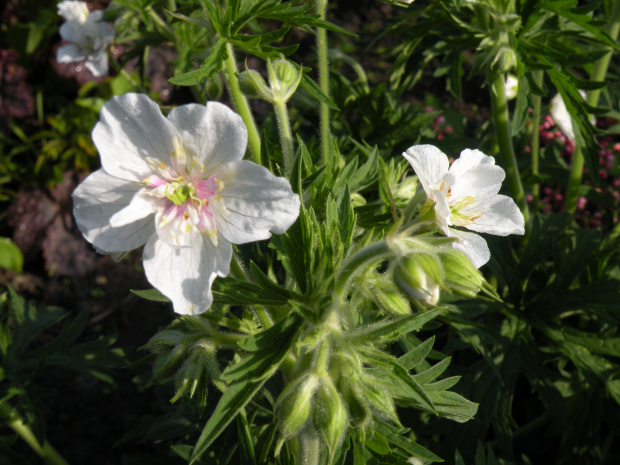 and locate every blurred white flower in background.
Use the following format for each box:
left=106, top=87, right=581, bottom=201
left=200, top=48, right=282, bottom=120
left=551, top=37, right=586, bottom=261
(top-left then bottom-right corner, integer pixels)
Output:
left=403, top=144, right=525, bottom=268
left=56, top=0, right=114, bottom=77
left=73, top=94, right=300, bottom=315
